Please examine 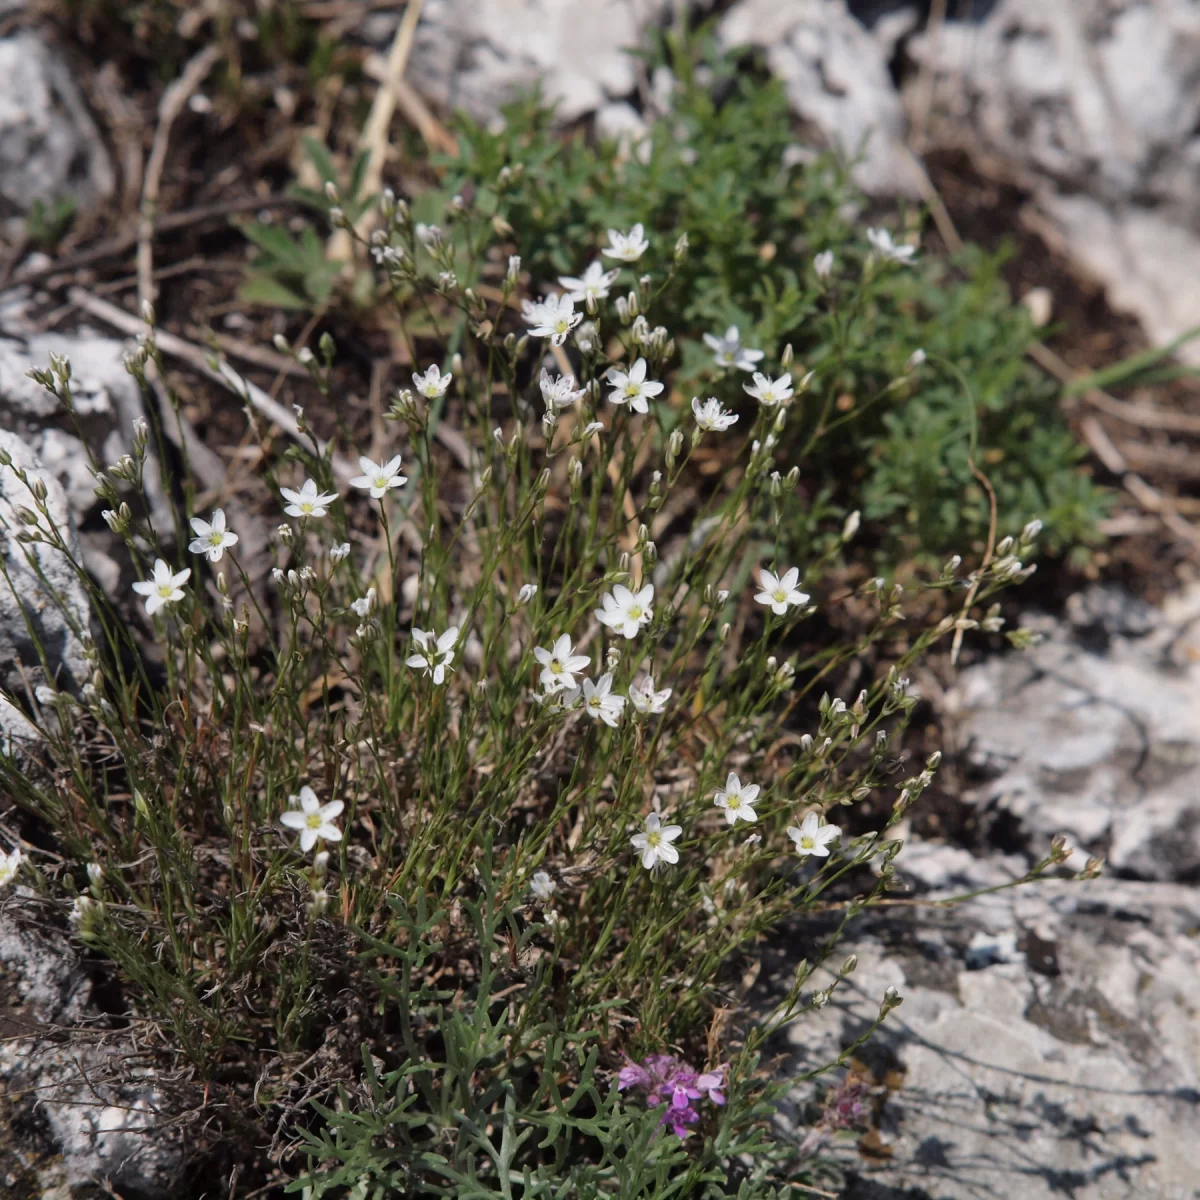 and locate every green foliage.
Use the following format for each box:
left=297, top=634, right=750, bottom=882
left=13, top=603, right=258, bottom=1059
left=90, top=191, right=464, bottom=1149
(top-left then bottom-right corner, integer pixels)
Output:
left=25, top=196, right=77, bottom=251
left=434, top=52, right=1106, bottom=562
left=237, top=138, right=375, bottom=309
